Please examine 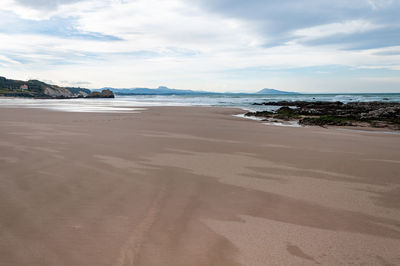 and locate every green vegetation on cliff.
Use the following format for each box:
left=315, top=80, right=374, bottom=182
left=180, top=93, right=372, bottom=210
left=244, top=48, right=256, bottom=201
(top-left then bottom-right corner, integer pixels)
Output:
left=0, top=76, right=100, bottom=98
